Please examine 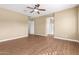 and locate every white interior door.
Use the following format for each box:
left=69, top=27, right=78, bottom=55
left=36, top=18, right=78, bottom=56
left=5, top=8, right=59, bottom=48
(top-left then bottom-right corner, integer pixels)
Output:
left=46, top=17, right=54, bottom=35
left=29, top=20, right=34, bottom=34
